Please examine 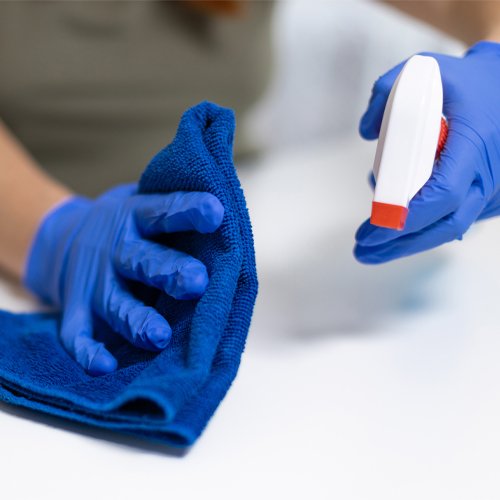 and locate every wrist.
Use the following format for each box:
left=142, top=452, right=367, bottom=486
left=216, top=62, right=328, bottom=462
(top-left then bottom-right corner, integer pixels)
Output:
left=485, top=27, right=500, bottom=44
left=465, top=40, right=500, bottom=58
left=24, top=196, right=92, bottom=306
